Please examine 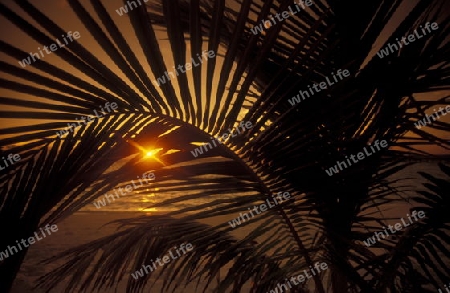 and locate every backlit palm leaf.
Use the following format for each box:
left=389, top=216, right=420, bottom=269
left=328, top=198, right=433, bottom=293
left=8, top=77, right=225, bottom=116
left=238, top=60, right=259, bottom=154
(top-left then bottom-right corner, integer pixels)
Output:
left=0, top=0, right=449, bottom=292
